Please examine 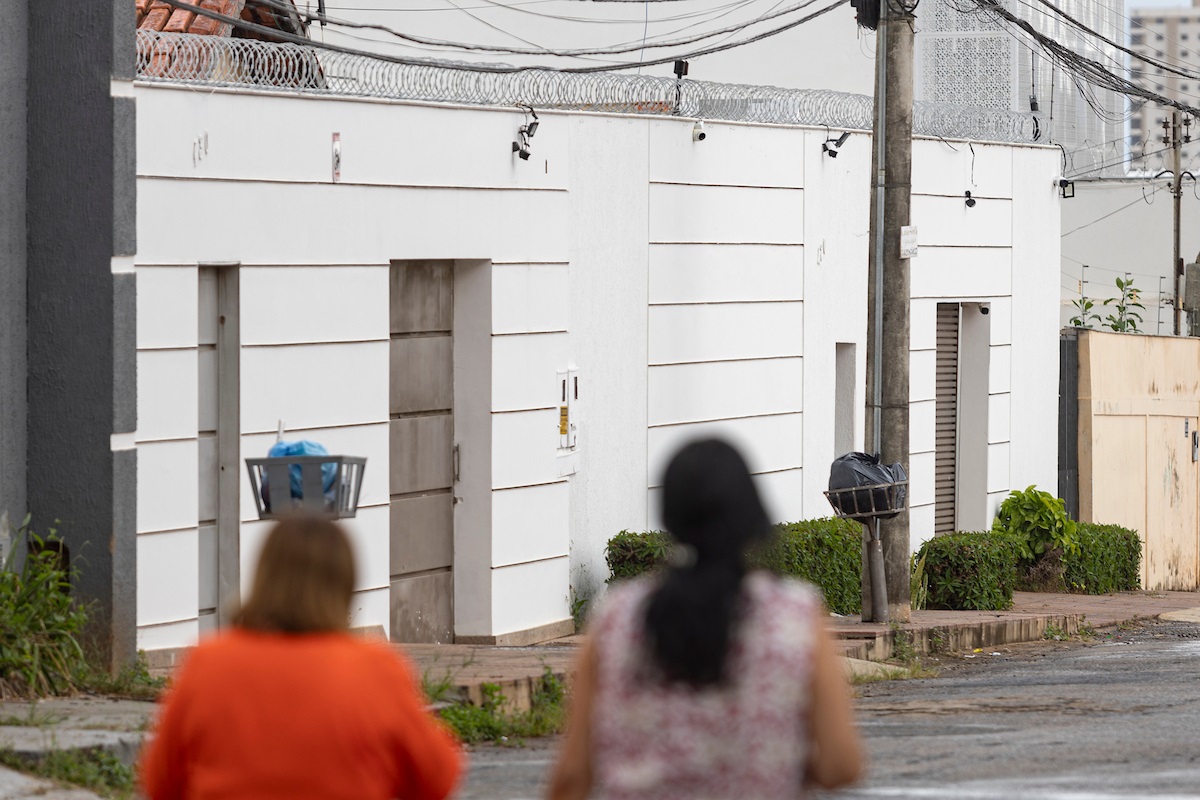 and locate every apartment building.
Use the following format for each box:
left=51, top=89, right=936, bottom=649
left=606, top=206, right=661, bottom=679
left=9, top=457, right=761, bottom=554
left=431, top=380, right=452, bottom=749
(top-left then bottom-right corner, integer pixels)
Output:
left=1130, top=3, right=1200, bottom=169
